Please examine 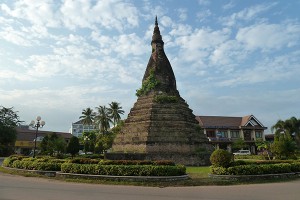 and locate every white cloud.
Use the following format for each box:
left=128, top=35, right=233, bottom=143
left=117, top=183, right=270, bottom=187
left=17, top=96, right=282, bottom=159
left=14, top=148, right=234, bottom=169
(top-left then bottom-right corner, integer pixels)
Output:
left=236, top=22, right=300, bottom=51
left=196, top=9, right=212, bottom=22
left=220, top=3, right=277, bottom=27
left=216, top=50, right=300, bottom=87
left=1, top=0, right=60, bottom=27
left=198, top=0, right=210, bottom=6
left=60, top=0, right=139, bottom=31
left=177, top=8, right=187, bottom=21
left=0, top=26, right=33, bottom=46
left=223, top=1, right=235, bottom=10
